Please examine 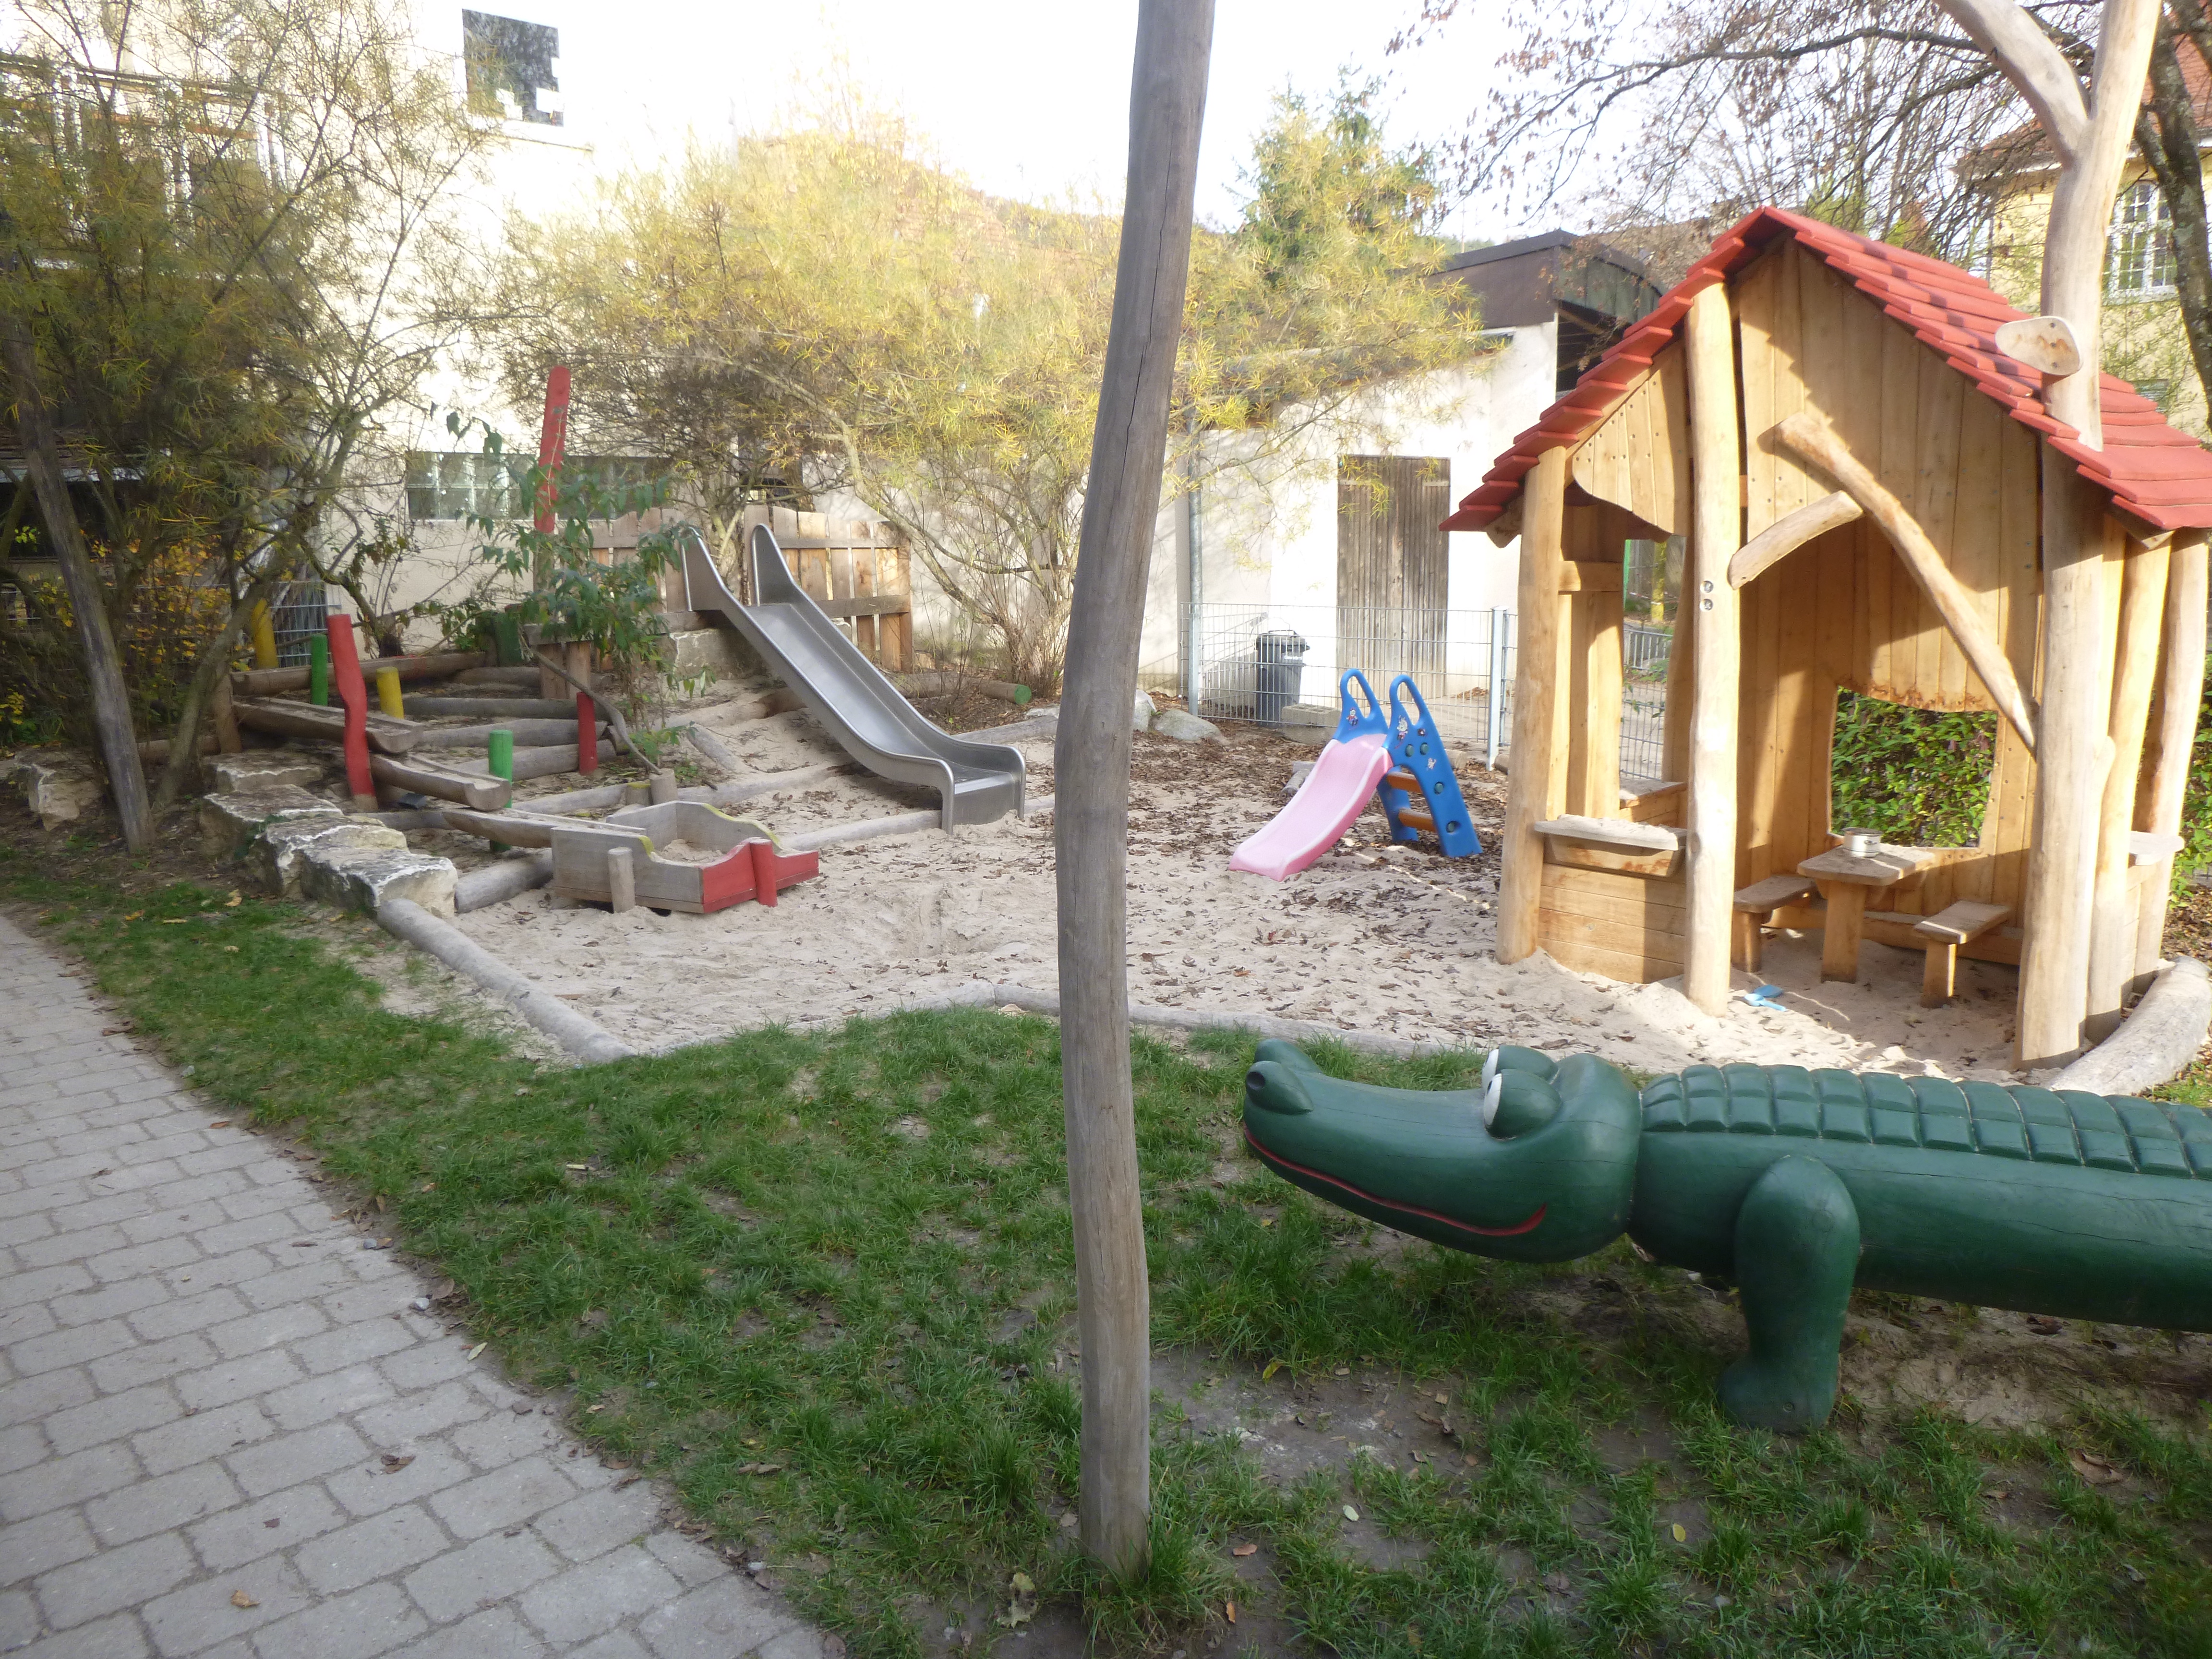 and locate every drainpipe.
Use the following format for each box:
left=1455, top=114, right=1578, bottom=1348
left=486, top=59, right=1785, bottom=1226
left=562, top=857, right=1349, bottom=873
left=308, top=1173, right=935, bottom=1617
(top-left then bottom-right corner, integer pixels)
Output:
left=1183, top=412, right=1203, bottom=713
